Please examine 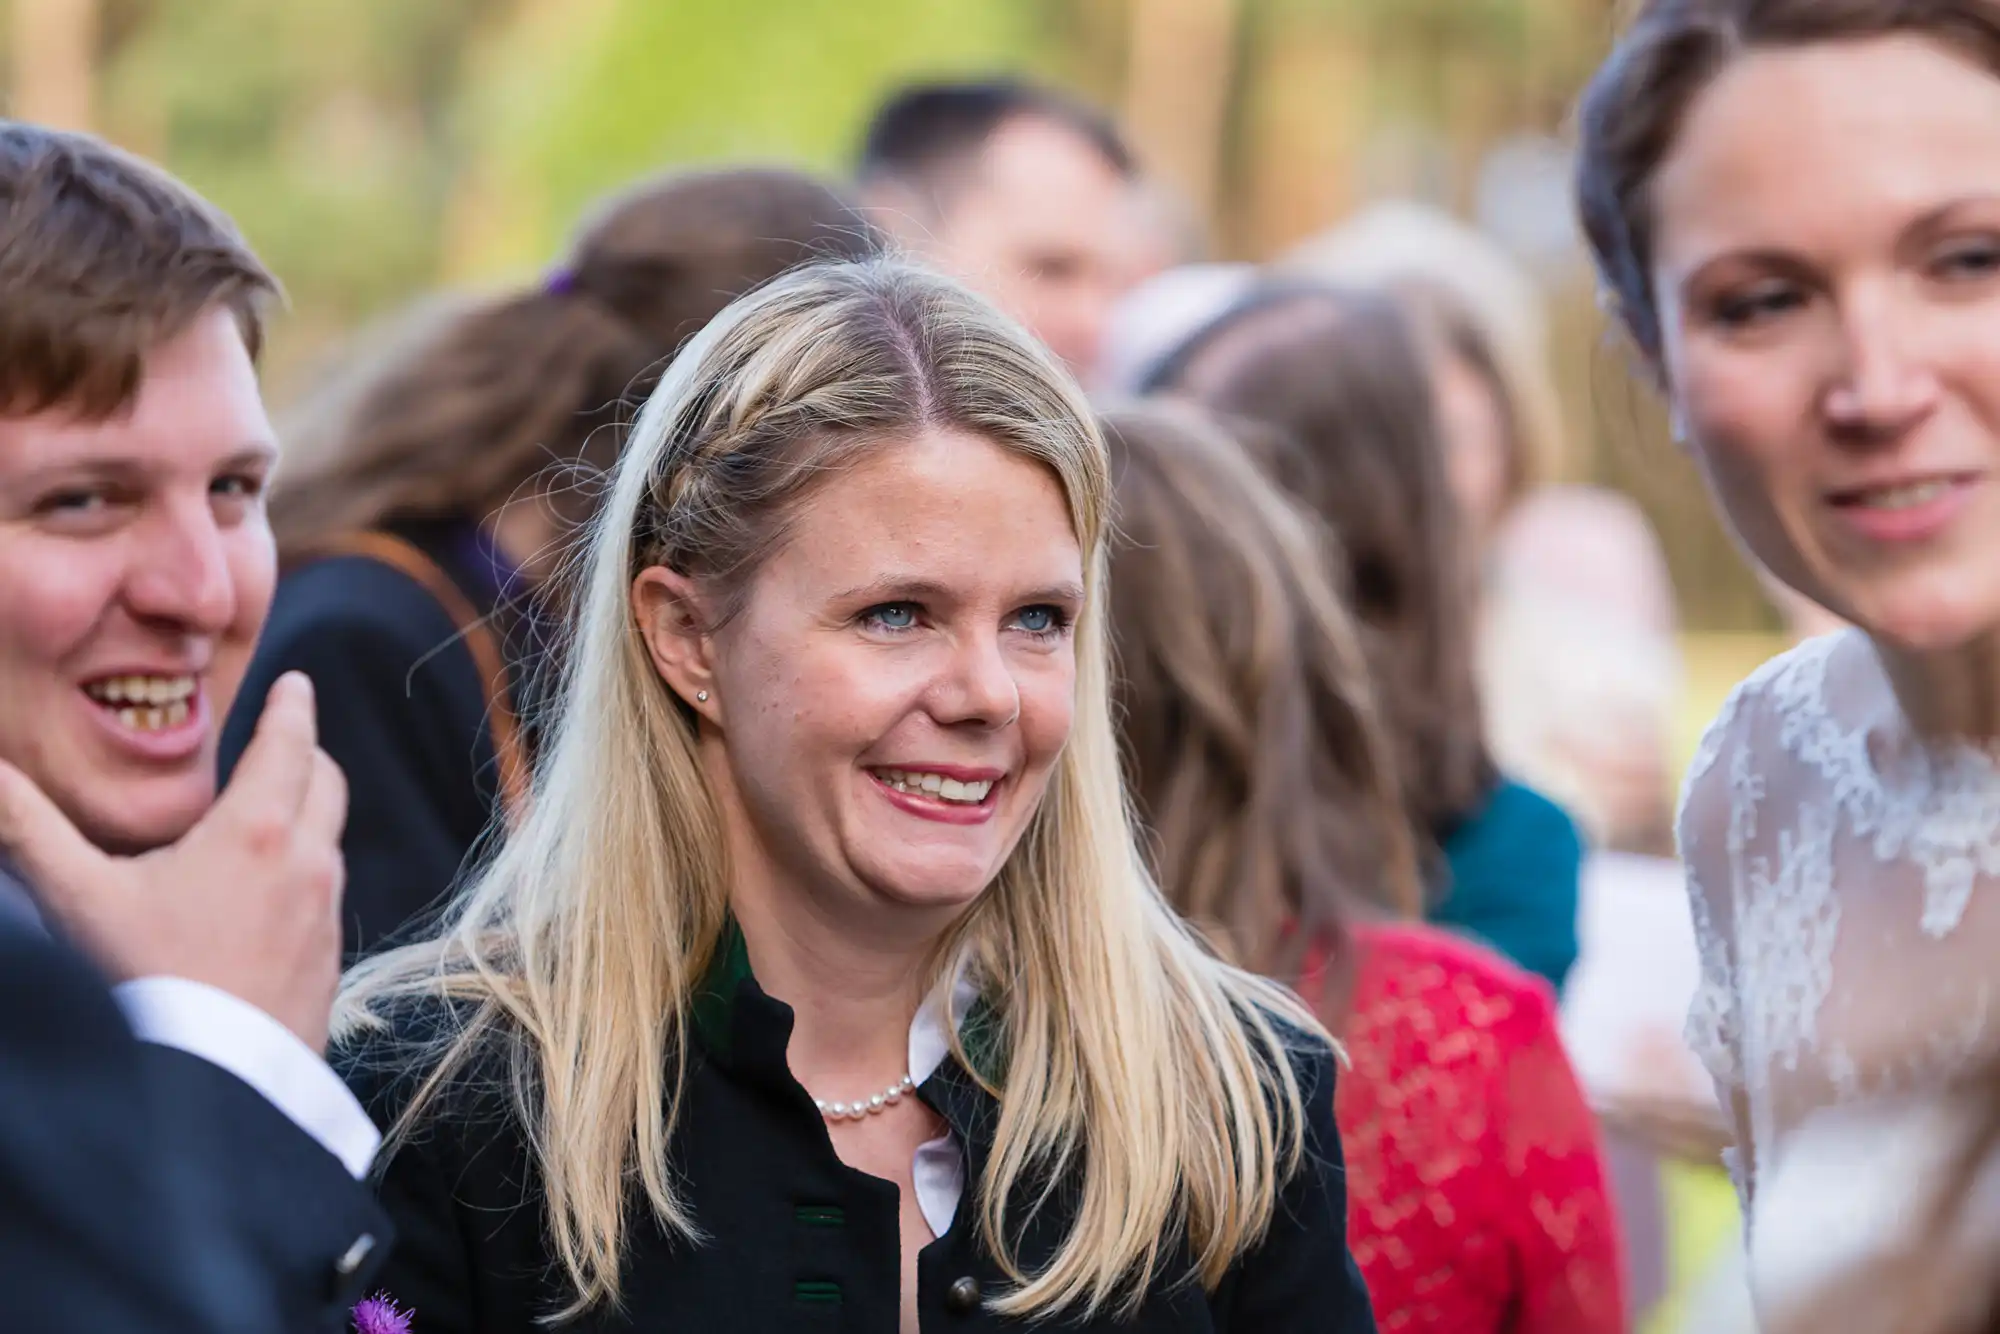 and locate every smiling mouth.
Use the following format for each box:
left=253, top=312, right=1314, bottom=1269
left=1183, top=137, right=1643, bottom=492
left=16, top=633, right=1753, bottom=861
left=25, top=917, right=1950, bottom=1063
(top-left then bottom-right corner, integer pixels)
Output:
left=82, top=674, right=199, bottom=732
left=869, top=767, right=997, bottom=805
left=1828, top=477, right=1972, bottom=510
